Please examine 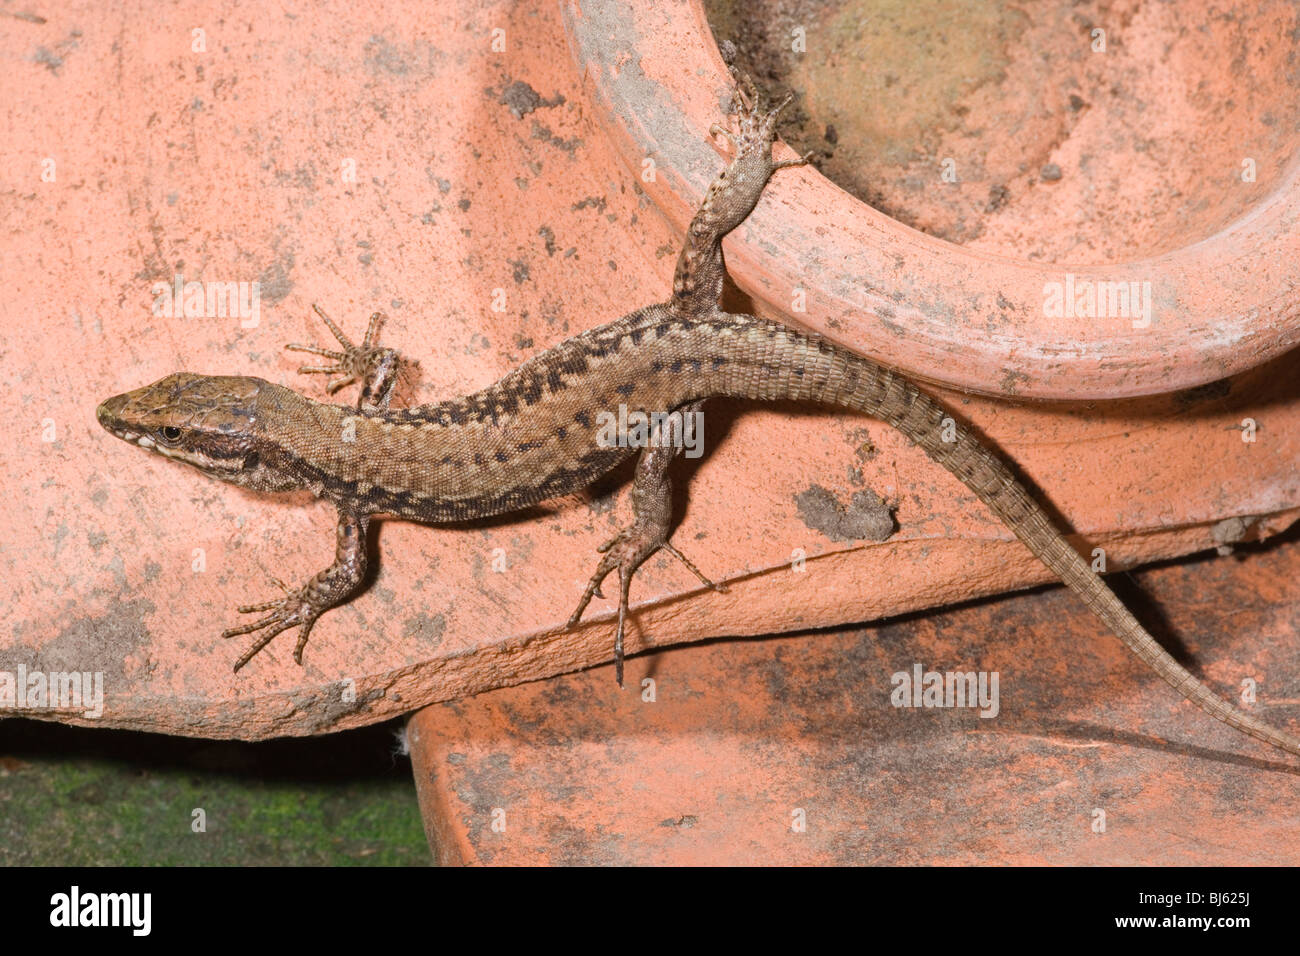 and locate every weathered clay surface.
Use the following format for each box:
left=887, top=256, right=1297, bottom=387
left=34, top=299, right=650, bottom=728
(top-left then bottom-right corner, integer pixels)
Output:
left=707, top=0, right=1300, bottom=264
left=1, top=0, right=1296, bottom=739
left=567, top=0, right=1300, bottom=398
left=411, top=530, right=1300, bottom=865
